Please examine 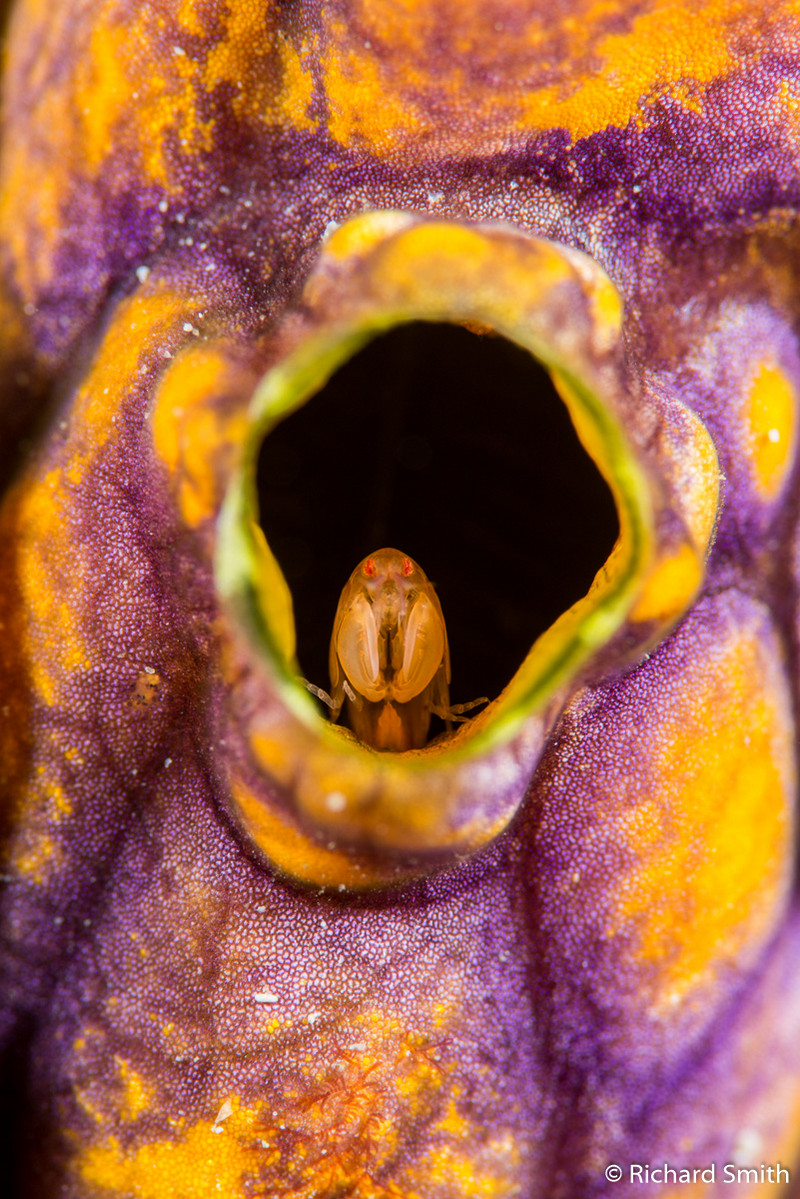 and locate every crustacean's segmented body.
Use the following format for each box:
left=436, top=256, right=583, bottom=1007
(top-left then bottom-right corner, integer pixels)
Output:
left=329, top=549, right=451, bottom=751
